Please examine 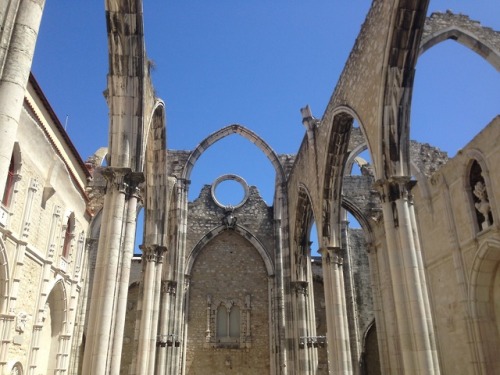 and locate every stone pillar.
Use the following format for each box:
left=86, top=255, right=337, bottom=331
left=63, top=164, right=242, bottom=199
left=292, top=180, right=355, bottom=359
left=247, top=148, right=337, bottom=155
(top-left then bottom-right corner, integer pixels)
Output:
left=135, top=246, right=157, bottom=375
left=319, top=246, right=352, bottom=374
left=166, top=179, right=188, bottom=375
left=275, top=217, right=293, bottom=374
left=82, top=168, right=130, bottom=375
left=155, top=280, right=176, bottom=374
left=305, top=249, right=318, bottom=374
left=293, top=281, right=310, bottom=373
left=109, top=176, right=142, bottom=375
left=148, top=247, right=165, bottom=372
left=135, top=245, right=165, bottom=375
left=377, top=178, right=439, bottom=375
left=0, top=0, right=45, bottom=195
left=366, top=245, right=391, bottom=374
